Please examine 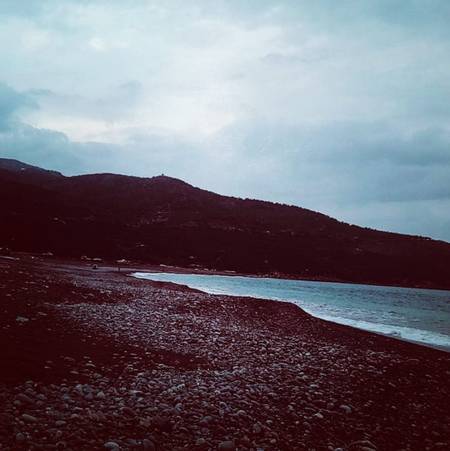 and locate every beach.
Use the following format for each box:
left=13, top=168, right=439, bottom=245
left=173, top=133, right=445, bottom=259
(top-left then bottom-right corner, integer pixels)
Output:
left=0, top=257, right=449, bottom=451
